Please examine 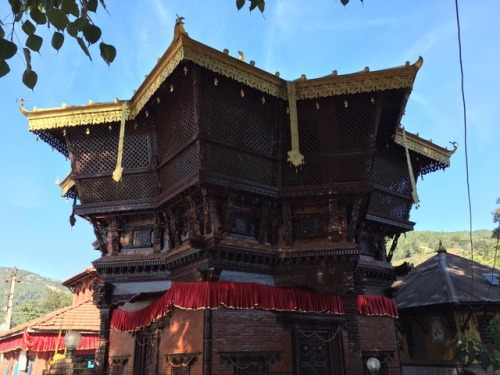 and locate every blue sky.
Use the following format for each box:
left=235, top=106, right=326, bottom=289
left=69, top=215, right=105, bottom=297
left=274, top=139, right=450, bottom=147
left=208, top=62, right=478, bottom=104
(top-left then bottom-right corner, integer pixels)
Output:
left=0, top=1, right=499, bottom=281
